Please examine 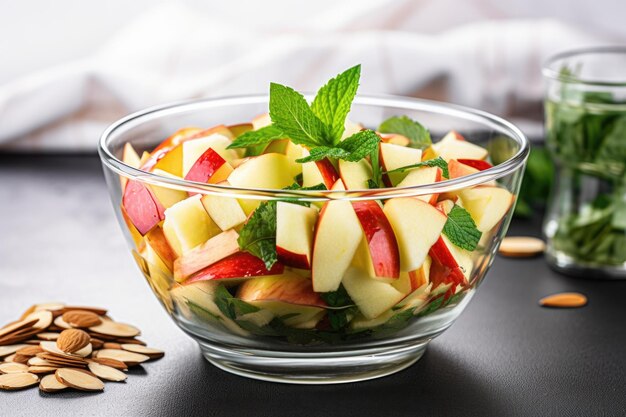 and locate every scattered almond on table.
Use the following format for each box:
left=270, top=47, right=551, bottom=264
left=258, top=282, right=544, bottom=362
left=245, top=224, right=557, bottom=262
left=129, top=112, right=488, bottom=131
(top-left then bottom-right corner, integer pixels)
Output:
left=498, top=236, right=546, bottom=258
left=539, top=292, right=588, bottom=308
left=0, top=302, right=163, bottom=393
